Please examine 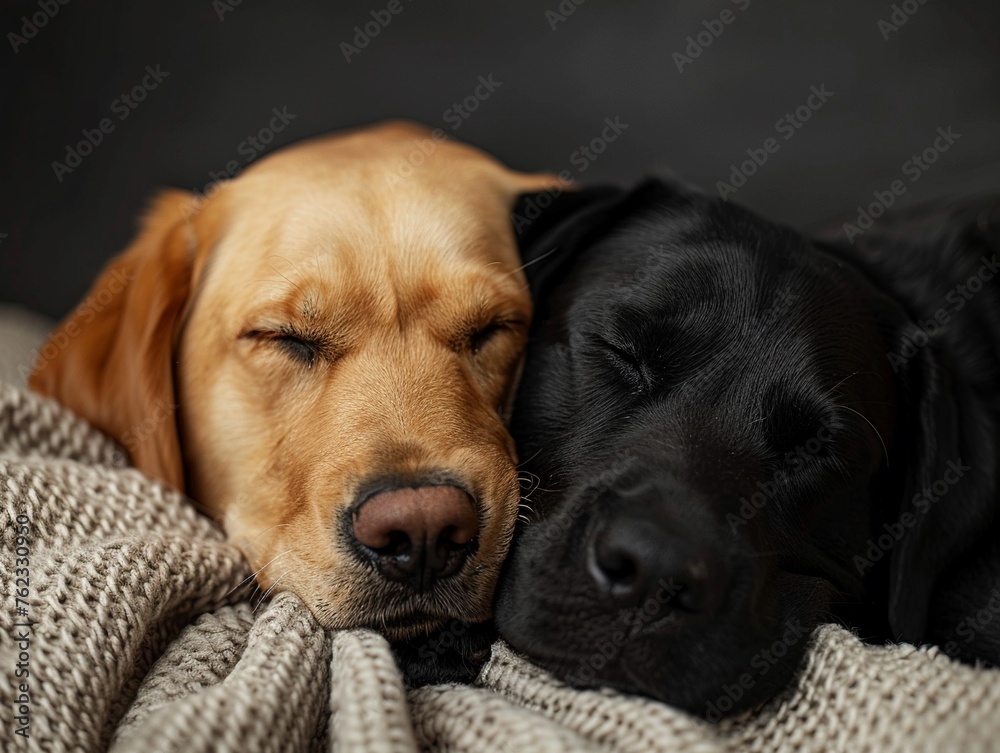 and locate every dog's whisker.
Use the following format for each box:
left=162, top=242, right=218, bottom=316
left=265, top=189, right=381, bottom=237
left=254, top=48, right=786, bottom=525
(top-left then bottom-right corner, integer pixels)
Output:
left=836, top=404, right=890, bottom=467
left=517, top=470, right=544, bottom=489
left=829, top=370, right=864, bottom=394
left=518, top=472, right=544, bottom=499
left=271, top=254, right=308, bottom=284
left=232, top=562, right=279, bottom=601
left=267, top=259, right=305, bottom=296
left=225, top=572, right=260, bottom=600
left=511, top=245, right=561, bottom=275
left=254, top=568, right=293, bottom=613
left=524, top=483, right=557, bottom=495
left=254, top=548, right=295, bottom=576
left=246, top=523, right=291, bottom=549
left=516, top=446, right=545, bottom=469
left=227, top=549, right=295, bottom=599
left=518, top=471, right=542, bottom=487
left=517, top=478, right=551, bottom=502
